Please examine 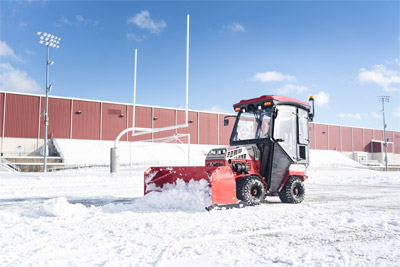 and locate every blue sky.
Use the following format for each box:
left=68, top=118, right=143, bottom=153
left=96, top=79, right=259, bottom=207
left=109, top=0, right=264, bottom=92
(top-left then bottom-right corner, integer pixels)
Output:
left=1, top=0, right=399, bottom=131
